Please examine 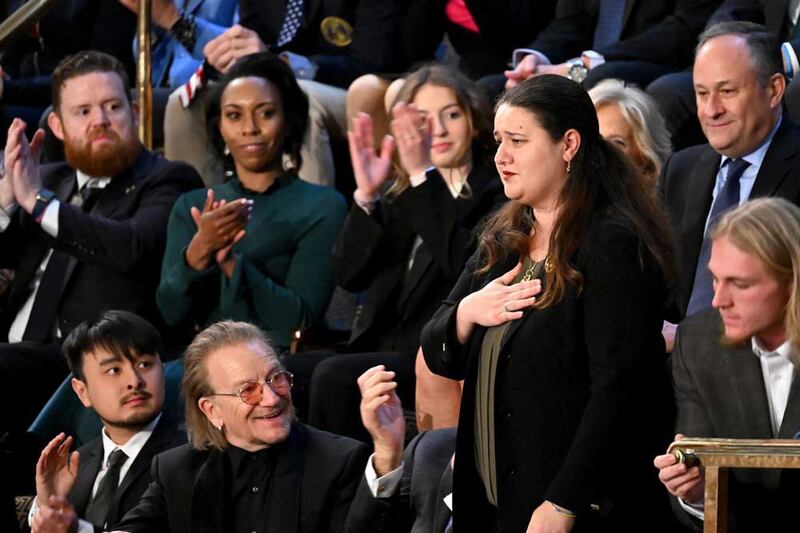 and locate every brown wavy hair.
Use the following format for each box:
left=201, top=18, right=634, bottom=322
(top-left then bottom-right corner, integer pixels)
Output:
left=387, top=63, right=495, bottom=197
left=477, top=75, right=676, bottom=309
